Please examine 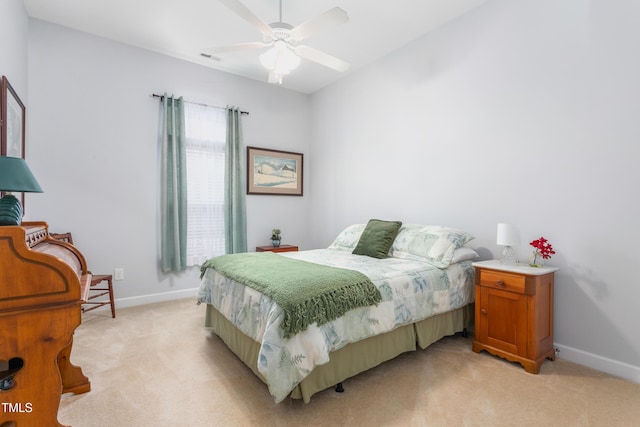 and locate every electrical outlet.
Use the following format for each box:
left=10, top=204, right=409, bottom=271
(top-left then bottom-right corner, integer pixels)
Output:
left=114, top=268, right=124, bottom=281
